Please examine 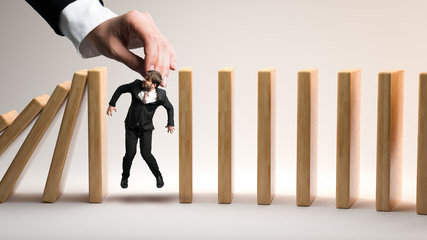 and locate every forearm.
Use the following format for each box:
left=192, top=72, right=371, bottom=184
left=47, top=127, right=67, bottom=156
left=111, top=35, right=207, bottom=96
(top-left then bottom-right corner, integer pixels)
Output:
left=109, top=84, right=130, bottom=107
